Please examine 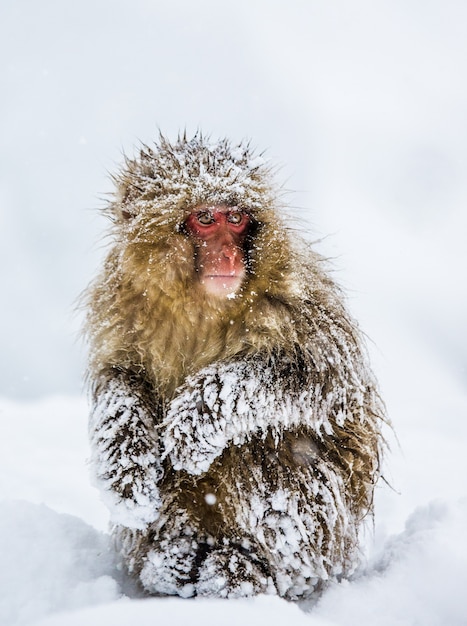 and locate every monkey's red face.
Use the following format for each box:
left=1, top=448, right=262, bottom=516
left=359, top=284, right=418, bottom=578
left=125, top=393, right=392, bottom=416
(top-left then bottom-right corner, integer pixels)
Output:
left=185, top=205, right=251, bottom=298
